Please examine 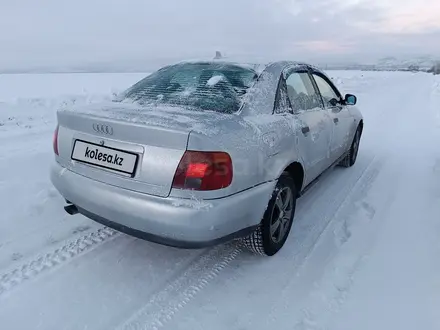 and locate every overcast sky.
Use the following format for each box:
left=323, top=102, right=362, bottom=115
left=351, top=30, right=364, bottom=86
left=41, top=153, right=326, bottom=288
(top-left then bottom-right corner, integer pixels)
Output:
left=1, top=0, right=439, bottom=69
